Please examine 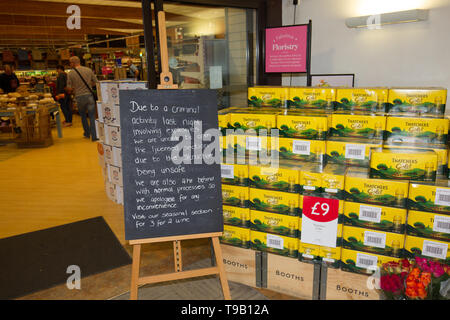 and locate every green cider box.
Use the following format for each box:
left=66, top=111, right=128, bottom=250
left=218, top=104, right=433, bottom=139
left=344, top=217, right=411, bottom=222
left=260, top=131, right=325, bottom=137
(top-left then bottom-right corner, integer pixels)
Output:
left=387, top=87, right=447, bottom=115
left=344, top=167, right=409, bottom=208
left=326, top=138, right=382, bottom=167
left=340, top=248, right=401, bottom=275
left=277, top=113, right=328, bottom=140
left=248, top=86, right=289, bottom=108
left=408, top=179, right=450, bottom=214
left=222, top=185, right=249, bottom=208
left=250, top=230, right=299, bottom=258
left=223, top=205, right=250, bottom=228
left=335, top=88, right=389, bottom=112
left=329, top=112, right=386, bottom=140
left=384, top=116, right=449, bottom=146
left=288, top=87, right=336, bottom=110
left=278, top=138, right=326, bottom=164
left=248, top=163, right=304, bottom=193
left=406, top=210, right=450, bottom=242
left=220, top=162, right=249, bottom=186
left=228, top=112, right=277, bottom=133
left=220, top=225, right=251, bottom=249
left=249, top=188, right=300, bottom=216
left=404, top=235, right=449, bottom=265
left=343, top=201, right=407, bottom=234
left=370, top=148, right=438, bottom=182
left=383, top=144, right=448, bottom=176
left=342, top=225, right=406, bottom=258
left=249, top=210, right=300, bottom=238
